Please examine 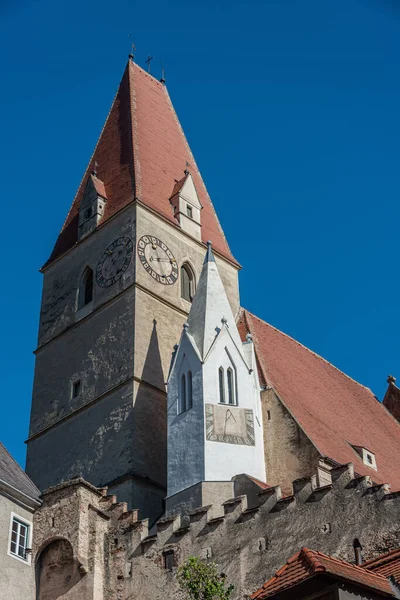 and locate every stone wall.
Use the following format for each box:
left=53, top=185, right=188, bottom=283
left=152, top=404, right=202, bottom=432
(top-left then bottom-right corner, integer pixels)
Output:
left=261, top=388, right=321, bottom=495
left=32, top=465, right=400, bottom=600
